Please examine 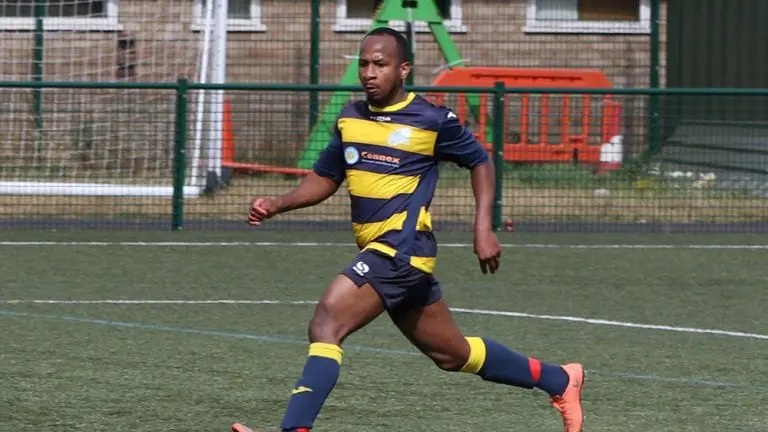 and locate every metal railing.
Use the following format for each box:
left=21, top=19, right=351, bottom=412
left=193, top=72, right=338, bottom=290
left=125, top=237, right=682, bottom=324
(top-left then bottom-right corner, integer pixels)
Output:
left=1, top=80, right=766, bottom=232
